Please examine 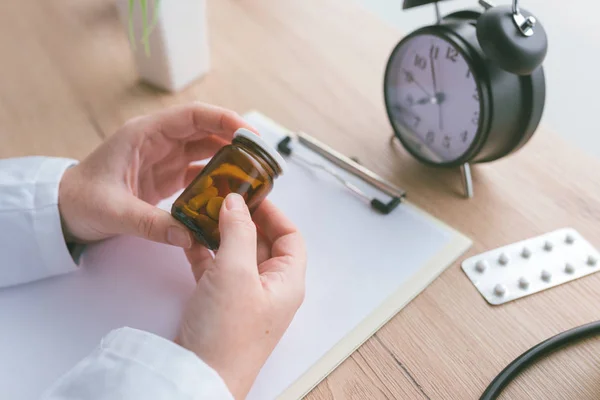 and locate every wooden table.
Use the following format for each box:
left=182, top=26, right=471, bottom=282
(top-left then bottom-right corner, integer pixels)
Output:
left=2, top=0, right=600, bottom=398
